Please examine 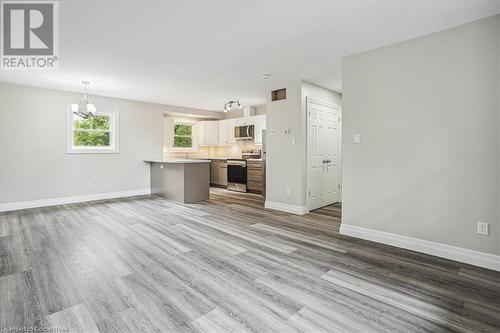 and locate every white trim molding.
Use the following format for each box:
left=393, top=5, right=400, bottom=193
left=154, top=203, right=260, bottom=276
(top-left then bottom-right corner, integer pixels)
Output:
left=265, top=201, right=308, bottom=215
left=340, top=224, right=500, bottom=272
left=0, top=189, right=151, bottom=212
